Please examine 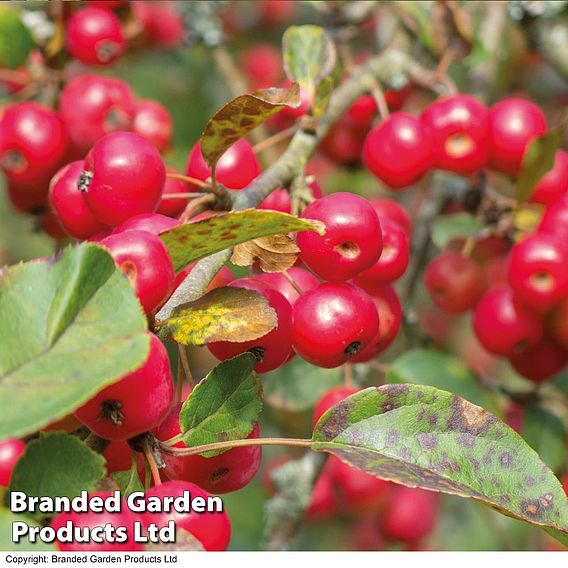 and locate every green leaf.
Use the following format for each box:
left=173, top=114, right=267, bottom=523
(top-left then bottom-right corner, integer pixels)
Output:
left=313, top=75, right=335, bottom=118
left=264, top=357, right=342, bottom=412
left=0, top=510, right=56, bottom=550
left=523, top=406, right=567, bottom=474
left=111, top=467, right=144, bottom=498
left=0, top=244, right=150, bottom=439
left=0, top=7, right=35, bottom=69
left=282, top=25, right=336, bottom=103
left=179, top=353, right=262, bottom=456
left=431, top=213, right=484, bottom=249
left=9, top=432, right=106, bottom=515
left=387, top=348, right=499, bottom=414
left=397, top=2, right=434, bottom=53
left=517, top=116, right=568, bottom=202
left=200, top=84, right=301, bottom=169
left=159, top=286, right=277, bottom=345
left=159, top=209, right=324, bottom=272
left=312, top=385, right=568, bottom=546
